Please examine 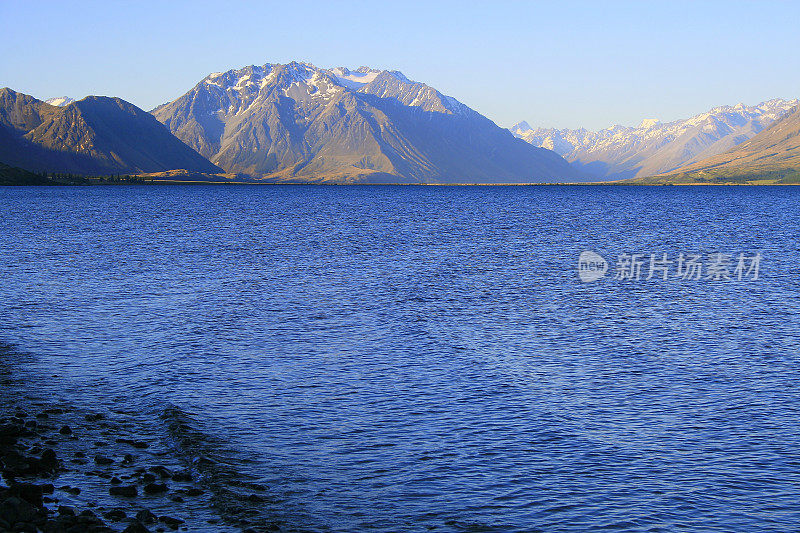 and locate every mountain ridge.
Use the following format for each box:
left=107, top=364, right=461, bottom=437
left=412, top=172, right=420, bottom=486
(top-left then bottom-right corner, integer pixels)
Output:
left=152, top=62, right=580, bottom=184
left=0, top=88, right=221, bottom=175
left=512, top=99, right=799, bottom=179
left=641, top=105, right=800, bottom=183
